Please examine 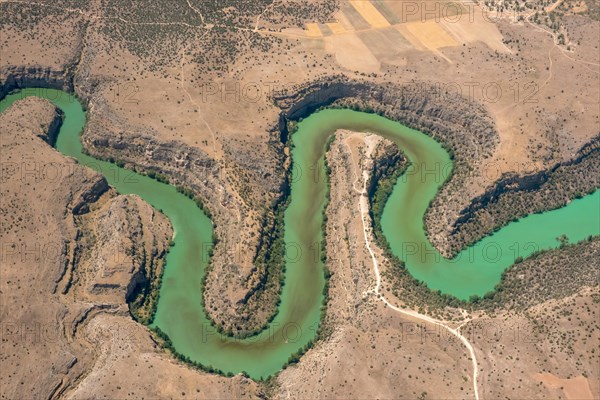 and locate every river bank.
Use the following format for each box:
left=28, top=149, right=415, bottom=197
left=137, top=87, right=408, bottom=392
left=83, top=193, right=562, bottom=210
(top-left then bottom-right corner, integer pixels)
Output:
left=1, top=88, right=598, bottom=381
